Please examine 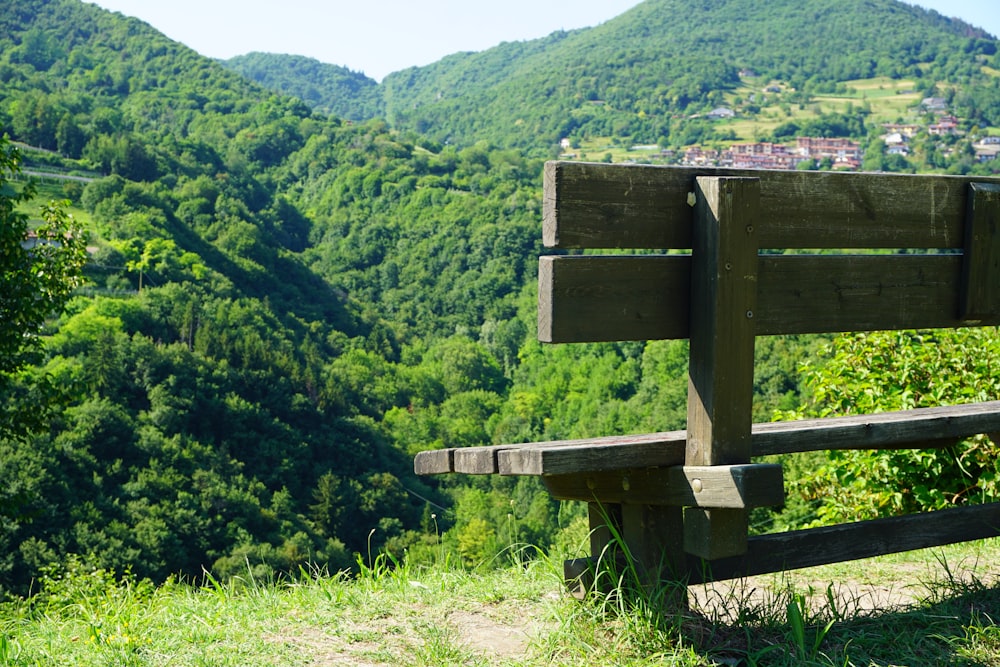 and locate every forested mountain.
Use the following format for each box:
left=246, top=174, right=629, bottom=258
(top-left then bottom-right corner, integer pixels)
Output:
left=222, top=53, right=384, bottom=122
left=373, top=0, right=999, bottom=148
left=2, top=0, right=1000, bottom=598
left=0, top=0, right=550, bottom=594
